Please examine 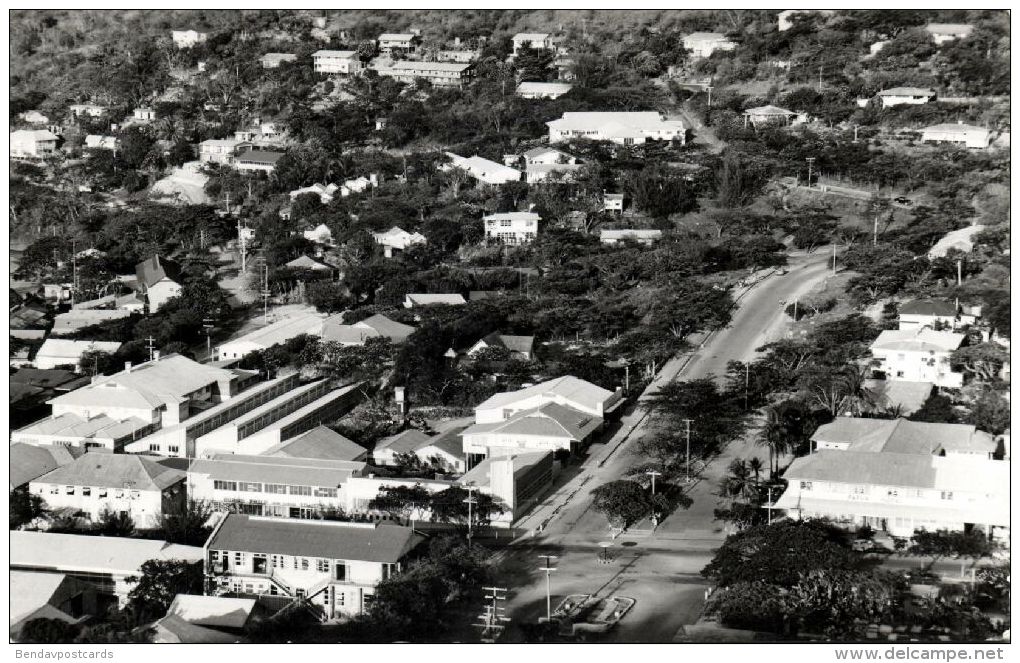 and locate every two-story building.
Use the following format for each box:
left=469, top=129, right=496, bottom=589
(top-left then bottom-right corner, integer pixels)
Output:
left=547, top=112, right=685, bottom=146
left=377, top=33, right=420, bottom=54
left=511, top=32, right=553, bottom=56
left=204, top=514, right=425, bottom=617
left=312, top=50, right=363, bottom=75
left=379, top=61, right=474, bottom=88
left=215, top=312, right=326, bottom=361
left=29, top=453, right=186, bottom=527
left=69, top=103, right=107, bottom=118
left=234, top=149, right=285, bottom=174
left=810, top=417, right=998, bottom=458
left=898, top=299, right=979, bottom=331
left=11, top=130, right=59, bottom=159
left=199, top=139, right=247, bottom=164
left=877, top=87, right=936, bottom=108
left=682, top=32, right=737, bottom=58
left=483, top=212, right=540, bottom=244
left=33, top=339, right=123, bottom=371
left=135, top=254, right=182, bottom=312
left=870, top=327, right=966, bottom=388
